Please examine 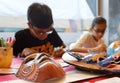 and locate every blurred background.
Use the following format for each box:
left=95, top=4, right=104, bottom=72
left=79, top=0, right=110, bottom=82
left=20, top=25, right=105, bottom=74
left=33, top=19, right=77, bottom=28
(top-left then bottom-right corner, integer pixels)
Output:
left=0, top=0, right=120, bottom=46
